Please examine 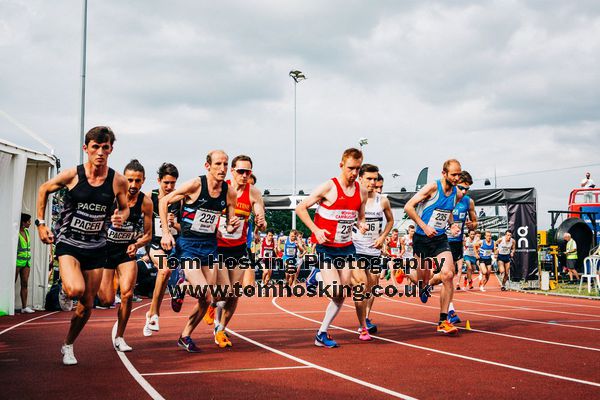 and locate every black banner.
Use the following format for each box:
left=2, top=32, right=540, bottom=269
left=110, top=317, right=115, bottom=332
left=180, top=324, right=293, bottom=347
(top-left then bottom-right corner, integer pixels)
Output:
left=507, top=202, right=538, bottom=280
